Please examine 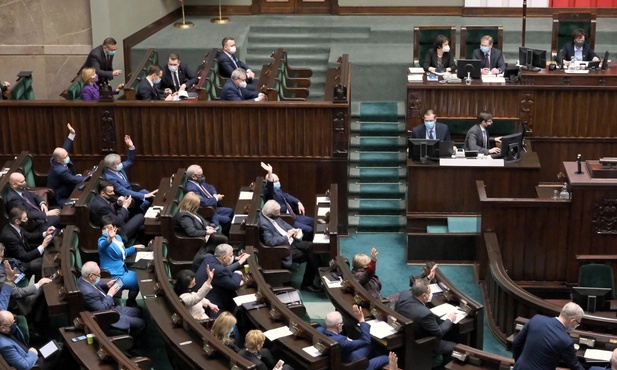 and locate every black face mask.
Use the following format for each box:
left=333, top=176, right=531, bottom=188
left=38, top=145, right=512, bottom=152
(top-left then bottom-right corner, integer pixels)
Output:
left=196, top=176, right=206, bottom=183
left=108, top=195, right=118, bottom=203
left=9, top=322, right=18, bottom=334
left=575, top=41, right=585, bottom=47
